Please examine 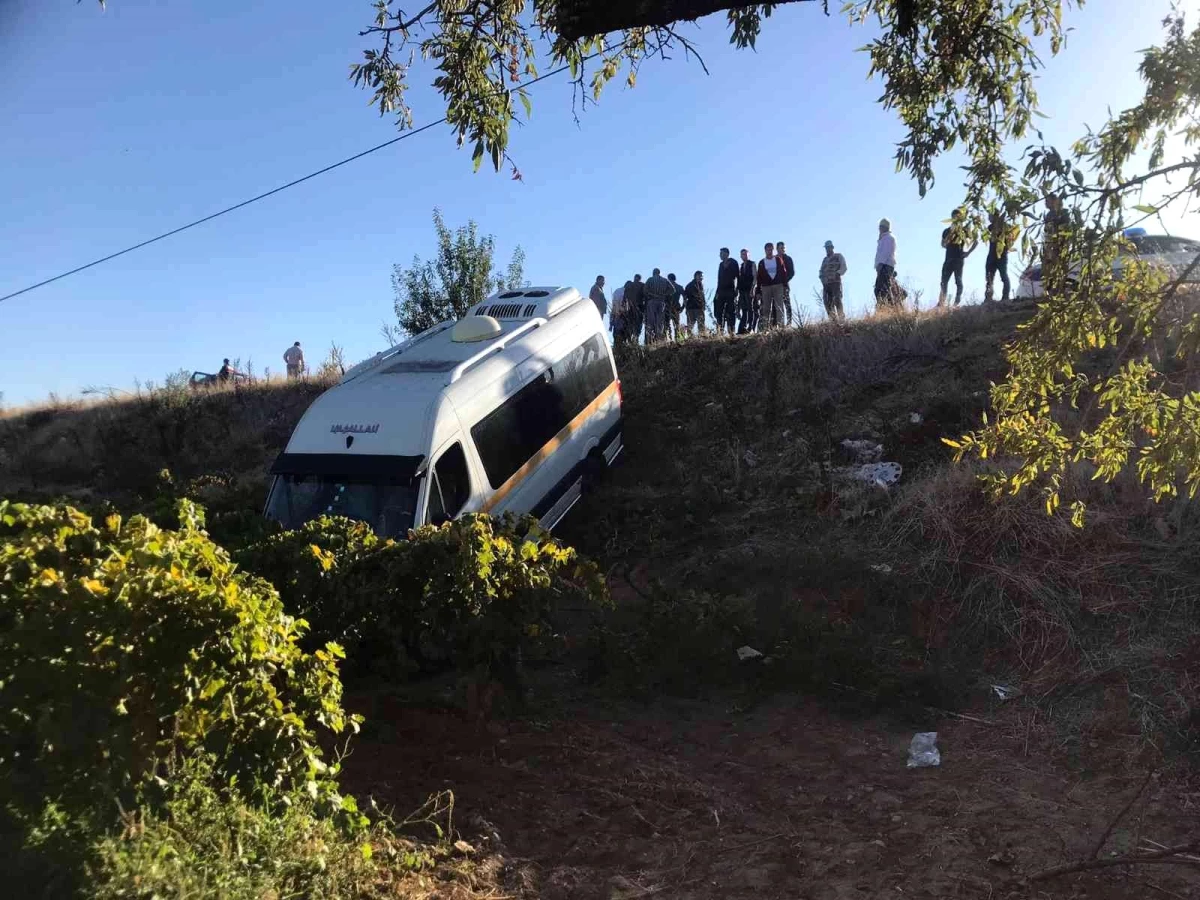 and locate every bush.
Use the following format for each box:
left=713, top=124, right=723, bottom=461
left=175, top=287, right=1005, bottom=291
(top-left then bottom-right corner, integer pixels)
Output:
left=234, top=515, right=381, bottom=643
left=331, top=514, right=609, bottom=684
left=0, top=499, right=360, bottom=830
left=88, top=756, right=419, bottom=900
